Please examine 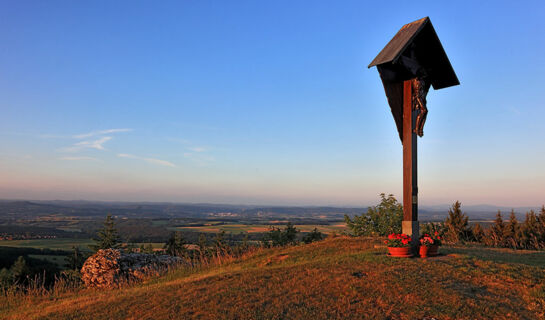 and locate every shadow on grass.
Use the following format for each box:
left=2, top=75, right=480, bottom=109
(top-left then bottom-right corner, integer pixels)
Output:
left=441, top=245, right=545, bottom=267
